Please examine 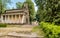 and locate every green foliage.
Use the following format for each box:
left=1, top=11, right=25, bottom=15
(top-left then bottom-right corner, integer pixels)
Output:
left=35, top=0, right=60, bottom=25
left=0, top=23, right=7, bottom=27
left=25, top=0, right=35, bottom=22
left=32, top=26, right=40, bottom=32
left=40, top=22, right=60, bottom=38
left=0, top=0, right=11, bottom=13
left=16, top=2, right=23, bottom=9
left=32, top=26, right=46, bottom=37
